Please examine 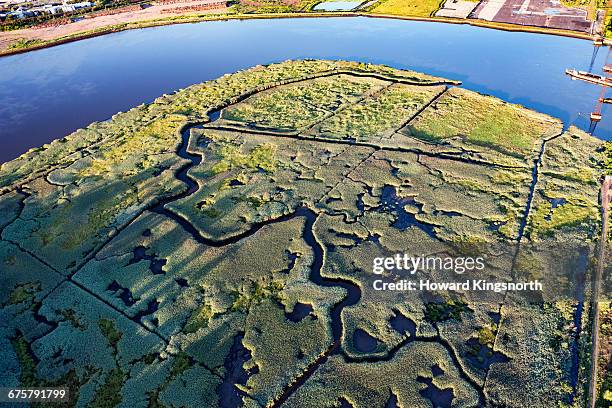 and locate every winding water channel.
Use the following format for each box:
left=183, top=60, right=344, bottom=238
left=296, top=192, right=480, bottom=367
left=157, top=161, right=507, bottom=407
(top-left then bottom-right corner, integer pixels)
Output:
left=0, top=15, right=606, bottom=406
left=0, top=16, right=611, bottom=163
left=143, top=103, right=487, bottom=406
